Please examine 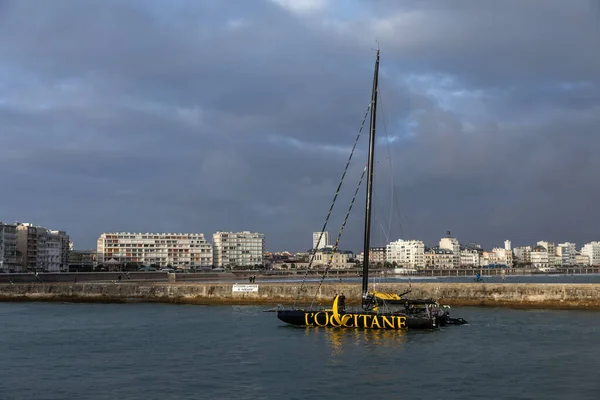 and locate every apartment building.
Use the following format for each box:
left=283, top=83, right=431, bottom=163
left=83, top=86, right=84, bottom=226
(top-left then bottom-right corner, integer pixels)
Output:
left=97, top=232, right=212, bottom=268
left=575, top=253, right=590, bottom=266
left=15, top=223, right=70, bottom=272
left=537, top=241, right=556, bottom=267
left=439, top=232, right=460, bottom=268
left=491, top=247, right=513, bottom=267
left=311, top=249, right=353, bottom=269
left=68, top=250, right=97, bottom=271
left=425, top=247, right=454, bottom=269
left=0, top=222, right=18, bottom=272
left=312, top=231, right=330, bottom=250
left=356, top=247, right=387, bottom=265
left=51, top=230, right=70, bottom=271
left=459, top=245, right=480, bottom=267
left=557, top=242, right=577, bottom=267
left=387, top=240, right=425, bottom=268
left=212, top=231, right=264, bottom=268
left=581, top=242, right=600, bottom=266
left=530, top=245, right=549, bottom=269
left=513, top=246, right=532, bottom=266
